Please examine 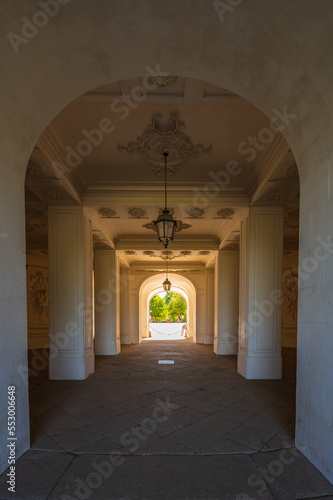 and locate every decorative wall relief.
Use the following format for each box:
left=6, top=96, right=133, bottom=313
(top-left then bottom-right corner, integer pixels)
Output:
left=118, top=112, right=213, bottom=176
left=186, top=208, right=205, bottom=219
left=29, top=271, right=49, bottom=322
left=282, top=250, right=298, bottom=347
left=98, top=207, right=118, bottom=218
left=215, top=208, right=234, bottom=219
left=146, top=75, right=178, bottom=88
left=26, top=254, right=49, bottom=349
left=128, top=208, right=146, bottom=218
